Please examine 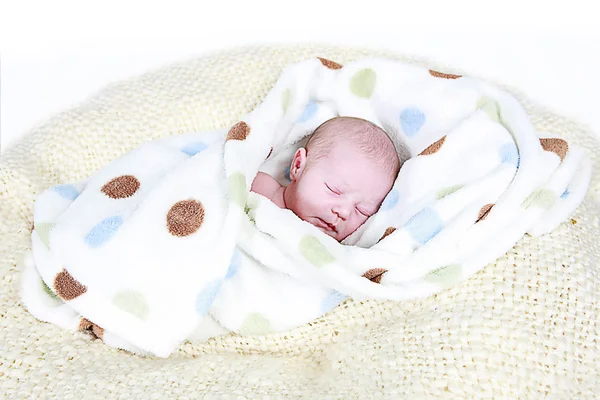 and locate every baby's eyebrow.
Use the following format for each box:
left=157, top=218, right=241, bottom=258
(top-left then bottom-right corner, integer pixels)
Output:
left=358, top=200, right=377, bottom=210
left=366, top=205, right=379, bottom=213
left=334, top=177, right=351, bottom=191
